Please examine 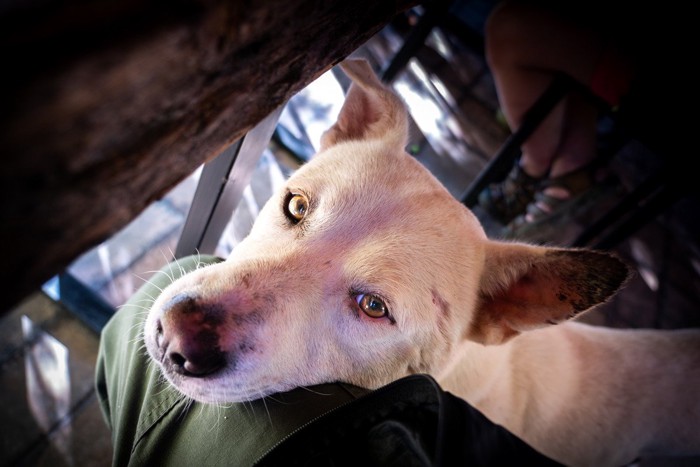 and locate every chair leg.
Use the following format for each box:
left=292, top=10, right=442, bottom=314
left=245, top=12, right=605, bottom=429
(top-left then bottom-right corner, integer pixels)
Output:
left=381, top=0, right=455, bottom=83
left=572, top=172, right=665, bottom=247
left=590, top=184, right=679, bottom=250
